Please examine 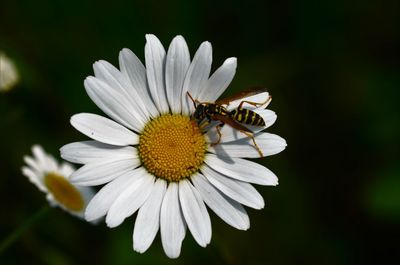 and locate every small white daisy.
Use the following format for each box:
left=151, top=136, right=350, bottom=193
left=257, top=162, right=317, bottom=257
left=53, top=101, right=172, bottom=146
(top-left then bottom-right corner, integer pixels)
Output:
left=60, top=34, right=287, bottom=258
left=22, top=145, right=95, bottom=218
left=0, top=52, right=19, bottom=92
